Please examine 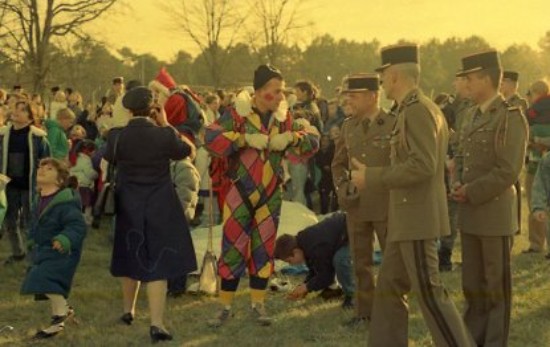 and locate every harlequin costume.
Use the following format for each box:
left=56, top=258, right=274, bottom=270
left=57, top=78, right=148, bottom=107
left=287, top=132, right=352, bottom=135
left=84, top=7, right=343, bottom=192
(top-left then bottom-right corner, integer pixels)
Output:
left=204, top=65, right=319, bottom=325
